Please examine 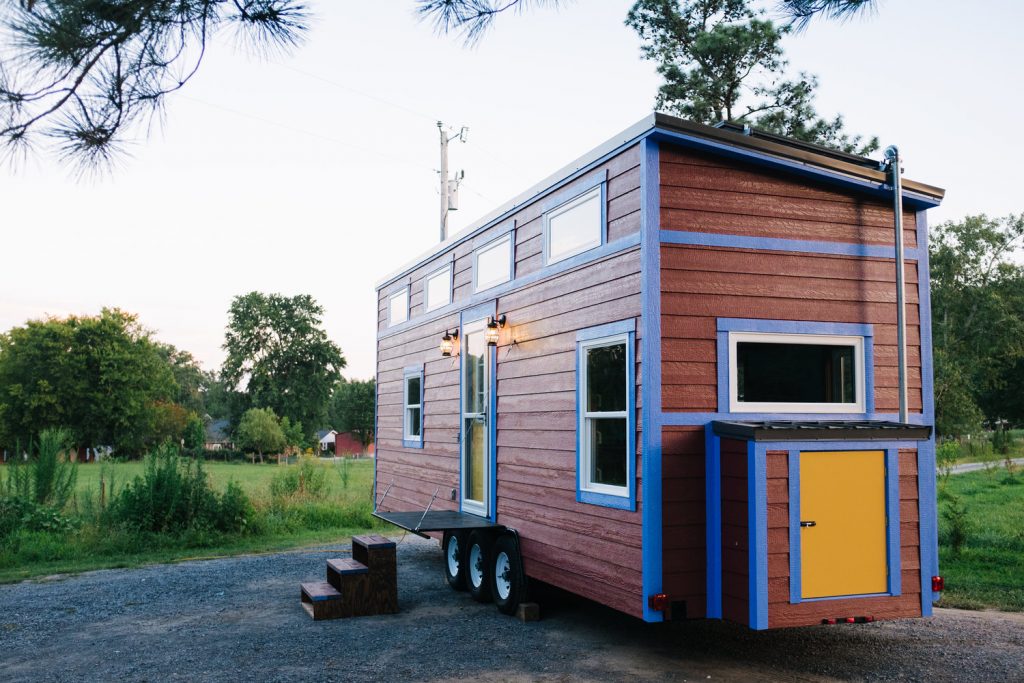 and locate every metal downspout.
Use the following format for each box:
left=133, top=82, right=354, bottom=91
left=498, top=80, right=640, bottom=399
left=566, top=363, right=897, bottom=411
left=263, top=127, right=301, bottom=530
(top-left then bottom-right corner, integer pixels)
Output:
left=884, top=146, right=909, bottom=423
